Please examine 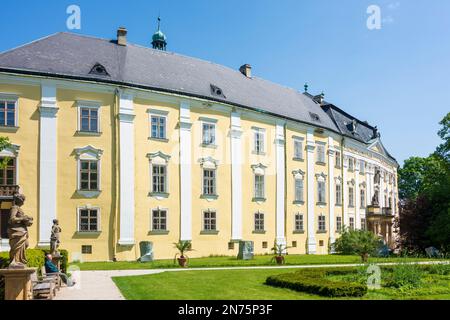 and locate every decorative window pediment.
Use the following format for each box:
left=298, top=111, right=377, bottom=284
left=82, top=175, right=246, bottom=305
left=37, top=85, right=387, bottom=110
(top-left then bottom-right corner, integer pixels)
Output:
left=315, top=172, right=327, bottom=182
left=334, top=176, right=343, bottom=184
left=199, top=157, right=219, bottom=170
left=0, top=144, right=20, bottom=158
left=292, top=169, right=305, bottom=180
left=74, top=145, right=103, bottom=160
left=251, top=163, right=267, bottom=176
left=360, top=181, right=367, bottom=188
left=147, top=151, right=171, bottom=165
left=347, top=178, right=355, bottom=186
